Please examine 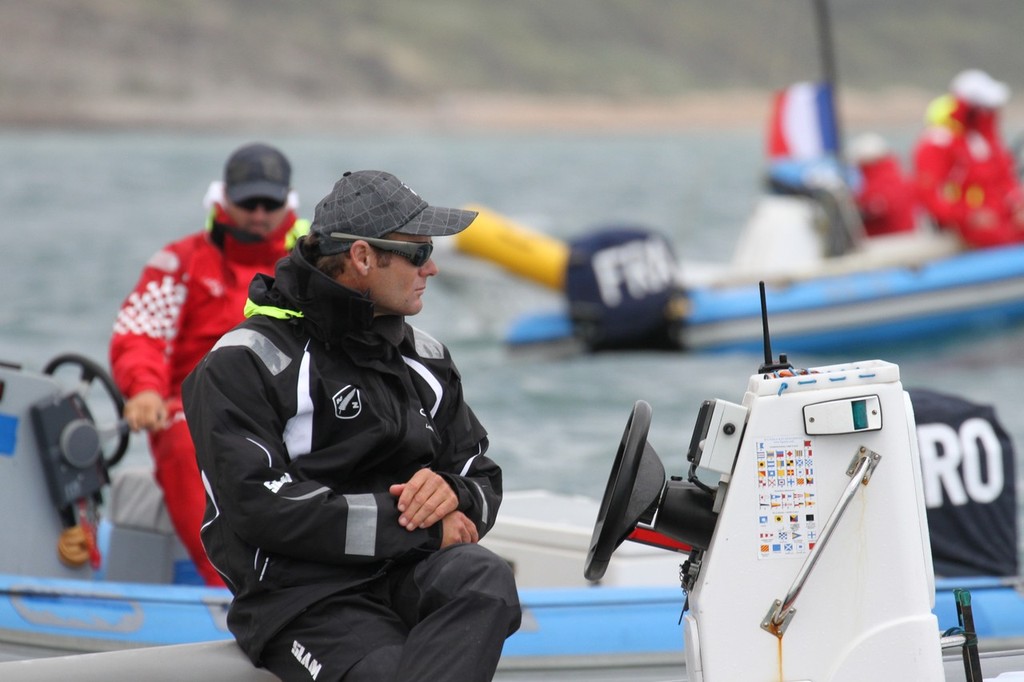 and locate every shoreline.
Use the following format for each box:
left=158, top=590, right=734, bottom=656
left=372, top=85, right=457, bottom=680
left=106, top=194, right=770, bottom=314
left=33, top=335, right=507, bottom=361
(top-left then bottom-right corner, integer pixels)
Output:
left=6, top=88, right=1019, bottom=134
